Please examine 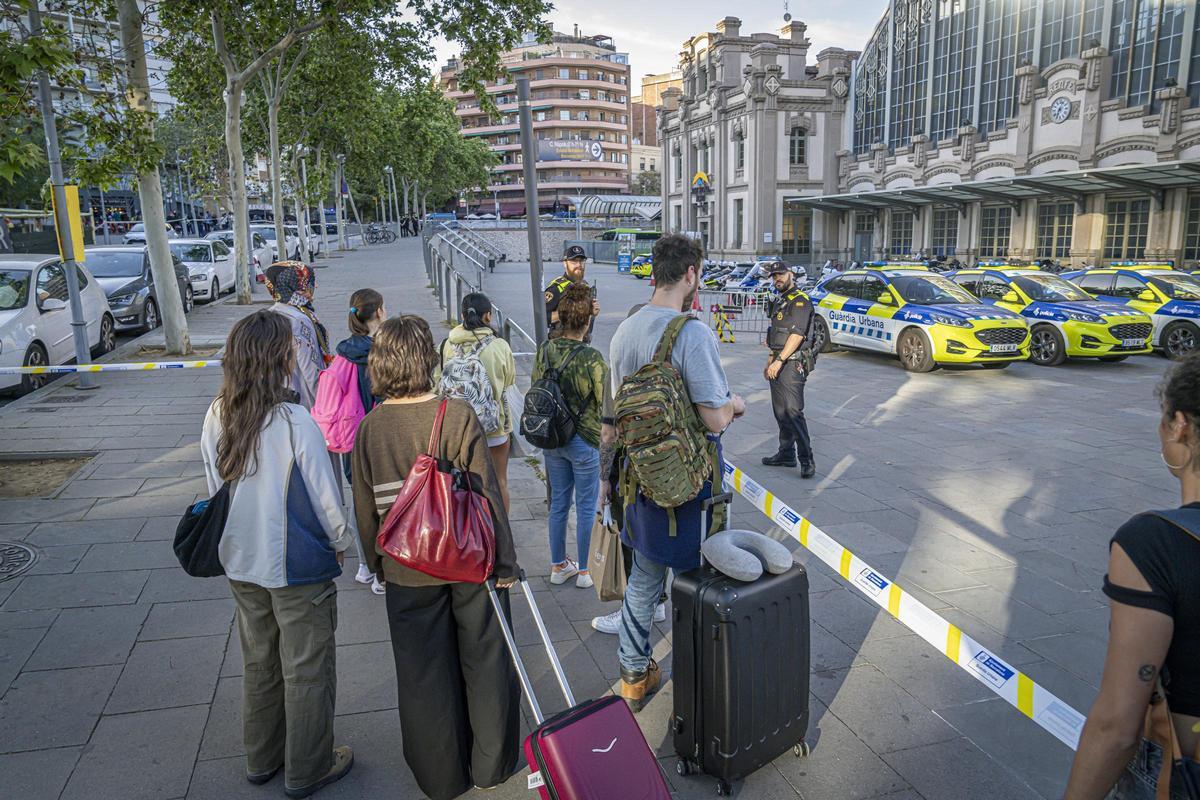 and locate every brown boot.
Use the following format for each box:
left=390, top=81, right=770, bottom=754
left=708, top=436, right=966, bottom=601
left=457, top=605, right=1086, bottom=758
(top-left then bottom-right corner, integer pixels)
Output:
left=619, top=659, right=662, bottom=712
